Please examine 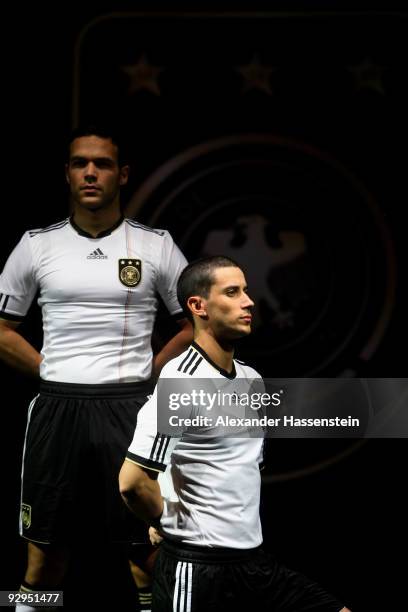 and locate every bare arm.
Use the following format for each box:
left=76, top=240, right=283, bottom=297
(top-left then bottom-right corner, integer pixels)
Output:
left=119, top=459, right=163, bottom=524
left=0, top=319, right=42, bottom=378
left=152, top=317, right=193, bottom=378
left=149, top=526, right=163, bottom=545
